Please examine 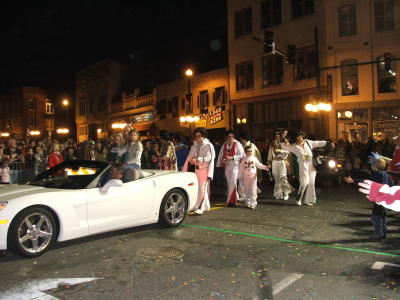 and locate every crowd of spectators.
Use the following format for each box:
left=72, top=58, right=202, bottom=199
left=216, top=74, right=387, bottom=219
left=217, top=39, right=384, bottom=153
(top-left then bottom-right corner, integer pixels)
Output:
left=0, top=127, right=399, bottom=185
